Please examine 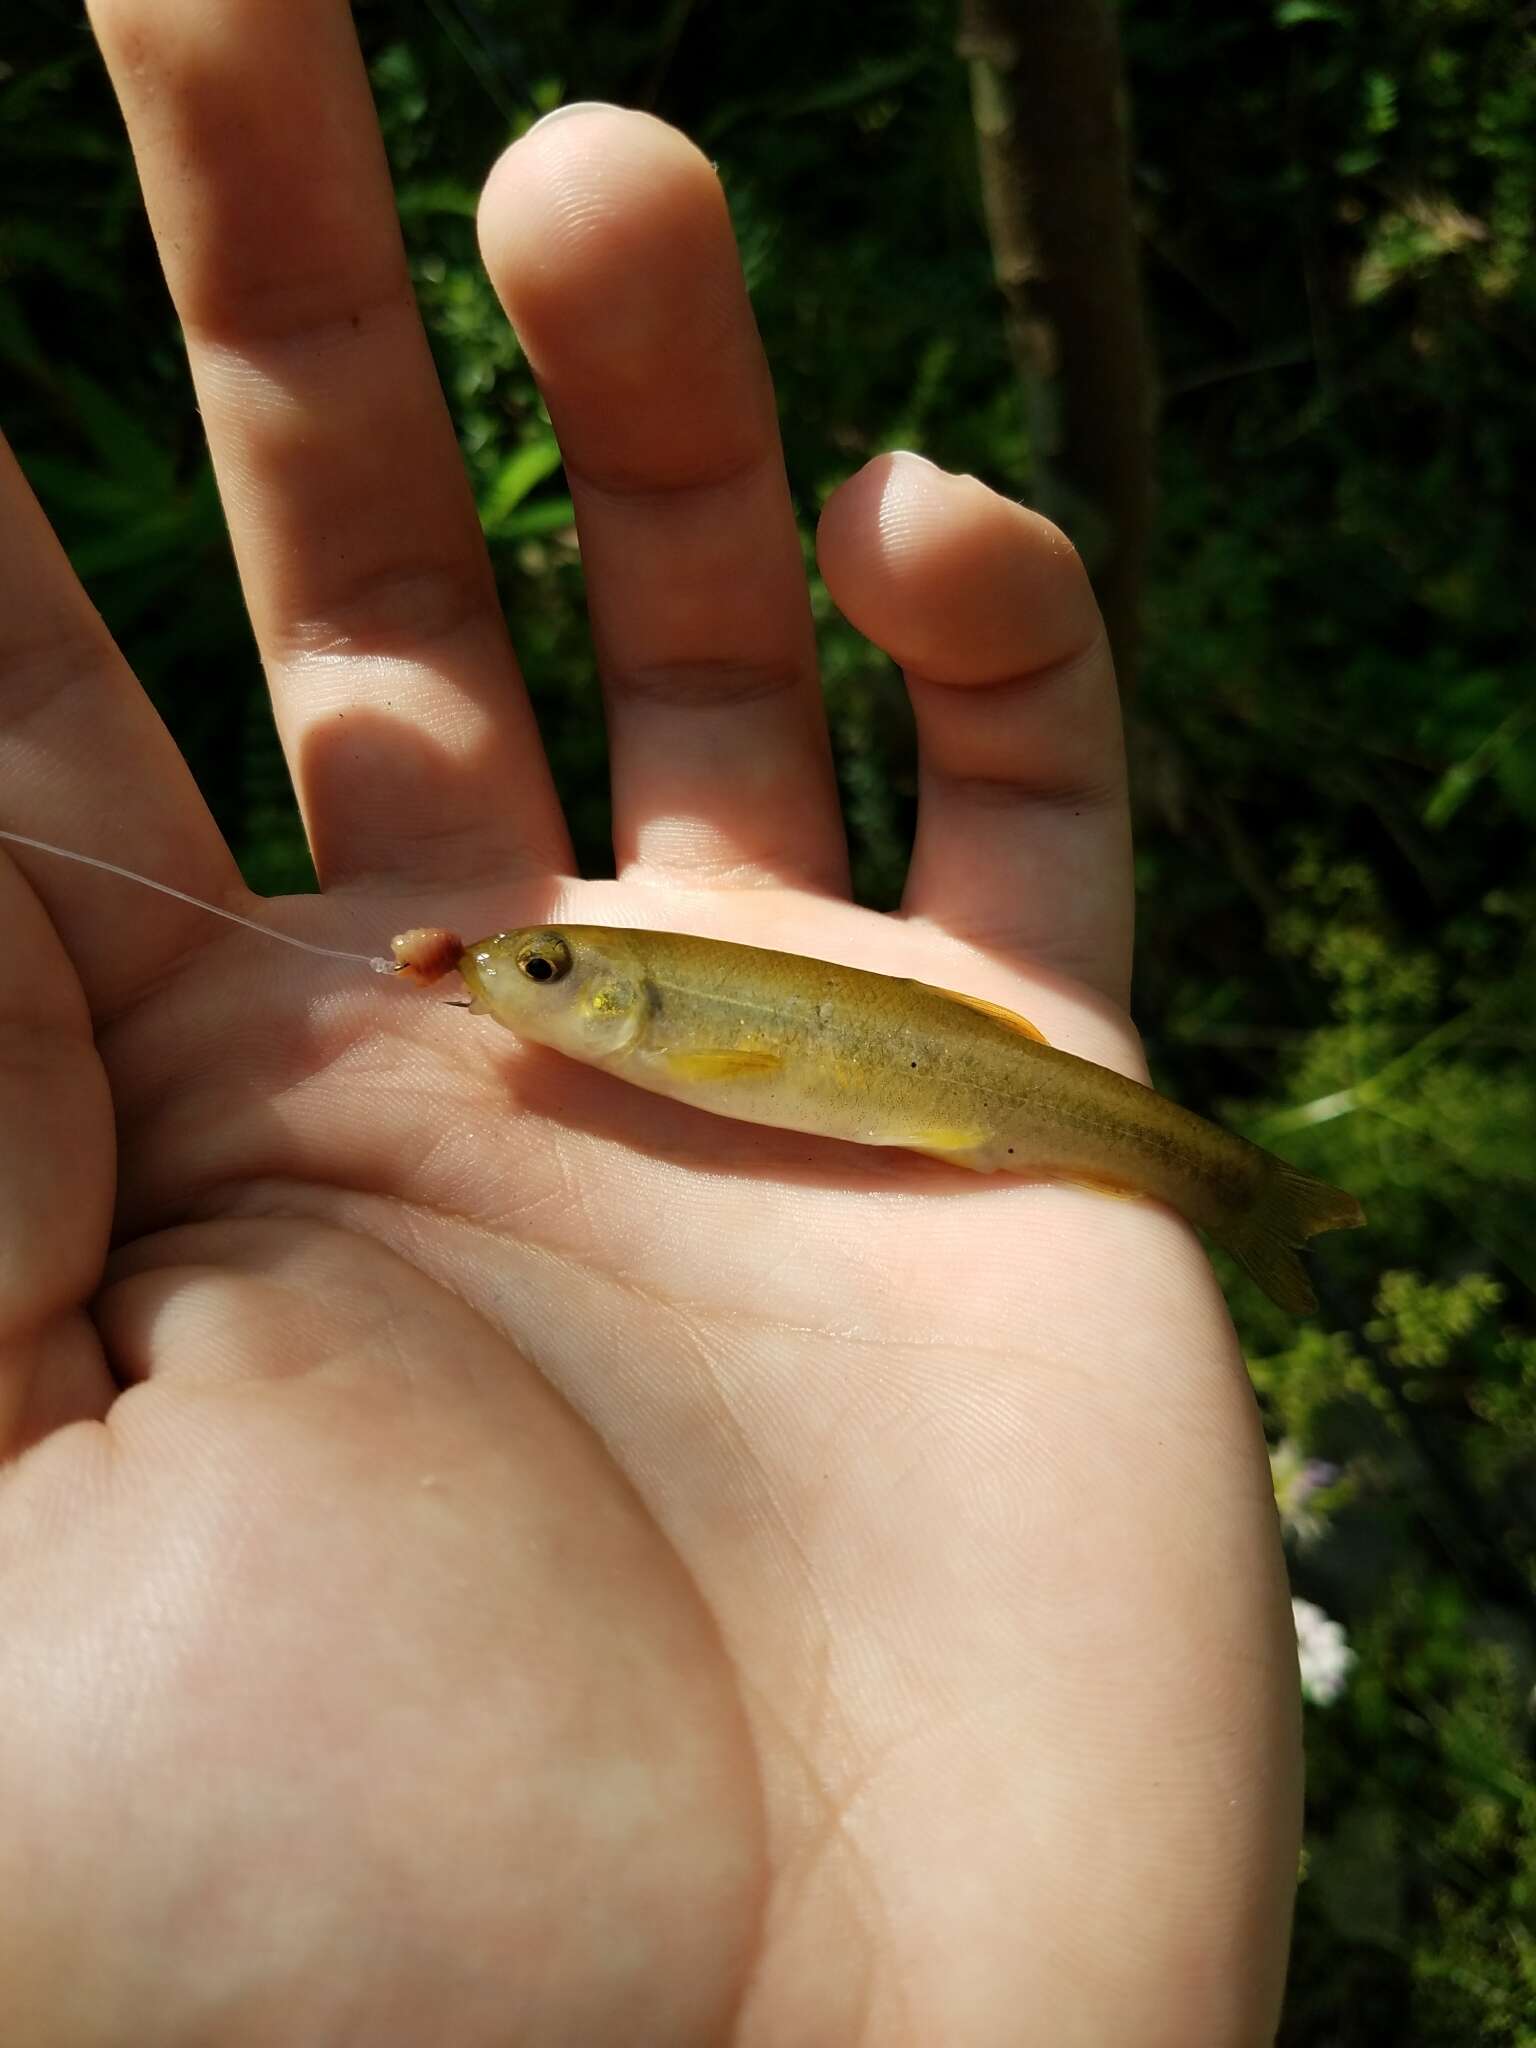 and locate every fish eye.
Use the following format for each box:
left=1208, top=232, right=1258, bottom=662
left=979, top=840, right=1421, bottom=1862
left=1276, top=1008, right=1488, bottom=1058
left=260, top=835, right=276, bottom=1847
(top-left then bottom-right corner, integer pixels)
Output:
left=516, top=934, right=573, bottom=985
